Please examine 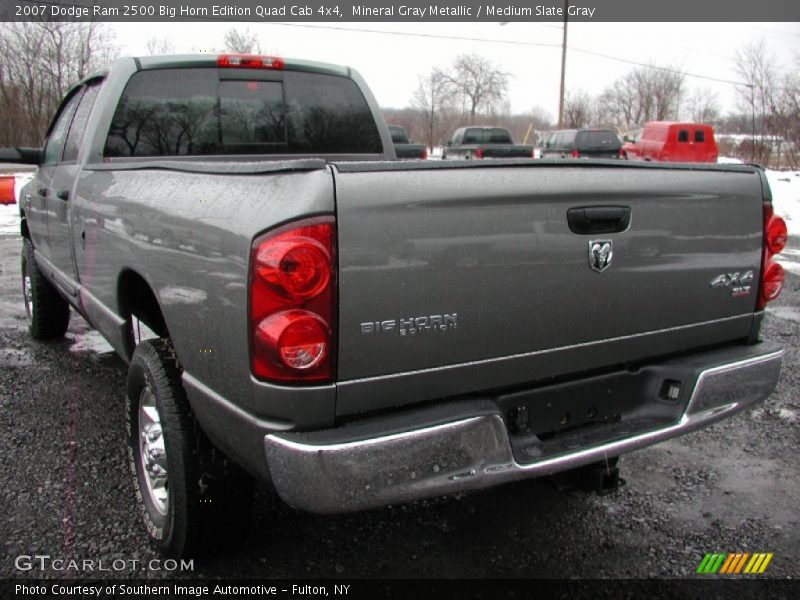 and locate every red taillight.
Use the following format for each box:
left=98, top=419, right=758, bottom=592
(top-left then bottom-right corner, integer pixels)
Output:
left=421, top=147, right=428, bottom=160
left=571, top=149, right=579, bottom=158
left=759, top=261, right=784, bottom=307
left=217, top=54, right=285, bottom=70
left=256, top=239, right=330, bottom=300
left=757, top=204, right=787, bottom=309
left=250, top=218, right=336, bottom=382
left=256, top=311, right=329, bottom=371
left=474, top=148, right=483, bottom=159
left=765, top=212, right=788, bottom=256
